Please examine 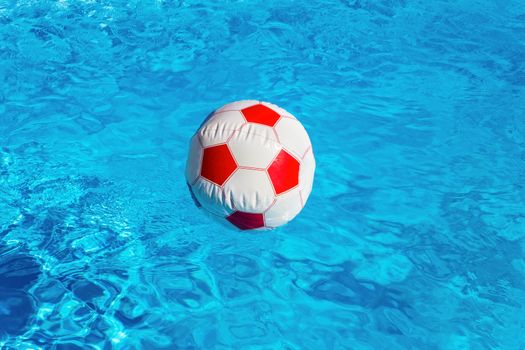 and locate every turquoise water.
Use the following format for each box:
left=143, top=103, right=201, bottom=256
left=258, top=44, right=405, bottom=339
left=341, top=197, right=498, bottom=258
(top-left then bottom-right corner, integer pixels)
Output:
left=1, top=0, right=525, bottom=348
